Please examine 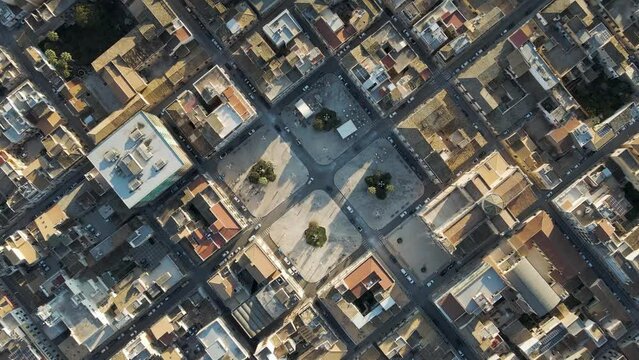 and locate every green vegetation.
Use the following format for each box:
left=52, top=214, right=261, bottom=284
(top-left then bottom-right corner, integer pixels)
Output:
left=46, top=31, right=59, bottom=42
left=365, top=171, right=394, bottom=200
left=248, top=159, right=277, bottom=185
left=313, top=108, right=340, bottom=131
left=304, top=221, right=327, bottom=247
left=44, top=49, right=73, bottom=78
left=572, top=76, right=634, bottom=120
left=39, top=0, right=133, bottom=67
left=74, top=3, right=99, bottom=28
